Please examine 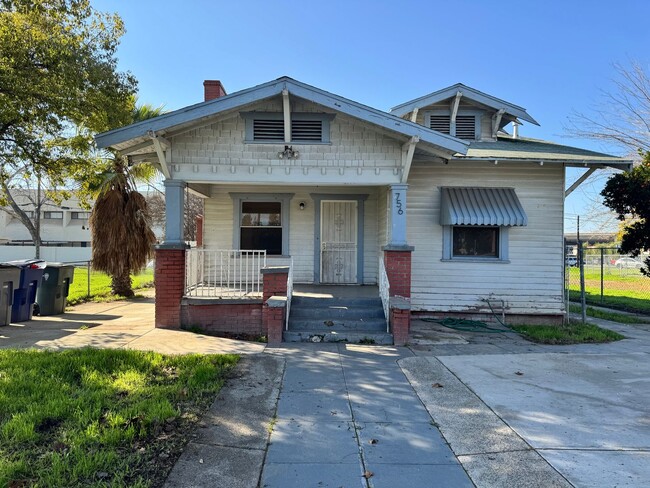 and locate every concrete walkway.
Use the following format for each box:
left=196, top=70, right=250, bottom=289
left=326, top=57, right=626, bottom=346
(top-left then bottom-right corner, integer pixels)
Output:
left=262, top=343, right=473, bottom=487
left=0, top=297, right=265, bottom=355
